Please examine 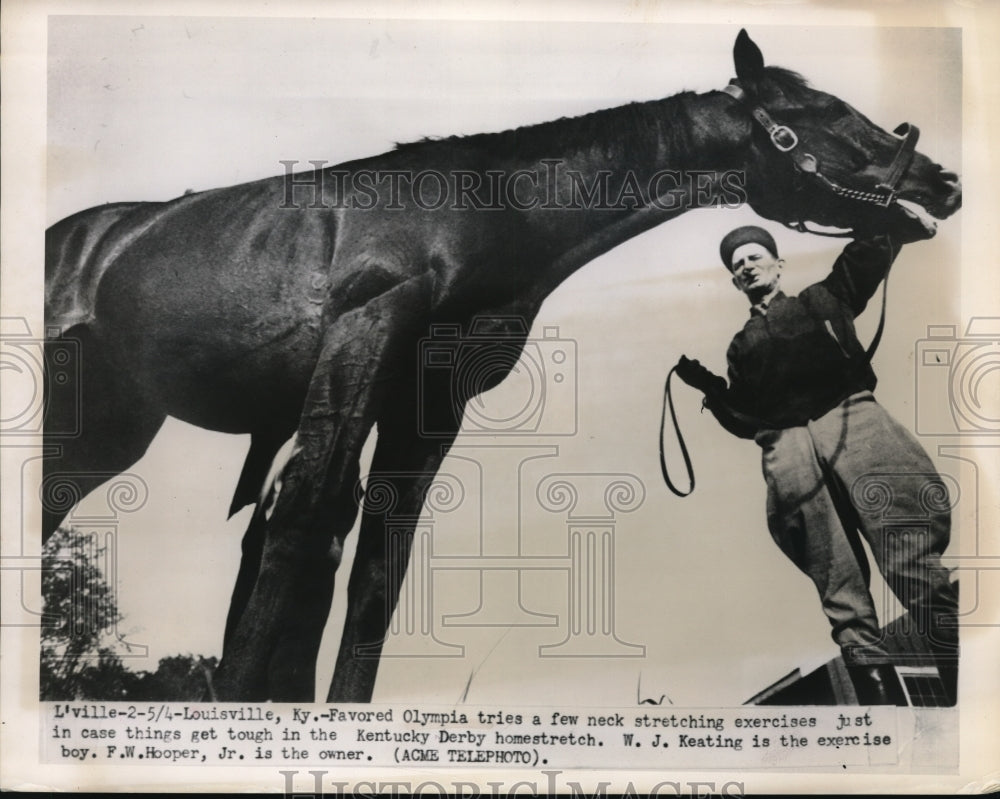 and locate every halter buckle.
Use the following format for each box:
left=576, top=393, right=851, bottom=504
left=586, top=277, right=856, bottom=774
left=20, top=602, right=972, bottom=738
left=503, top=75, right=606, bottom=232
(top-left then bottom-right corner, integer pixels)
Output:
left=769, top=125, right=798, bottom=152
